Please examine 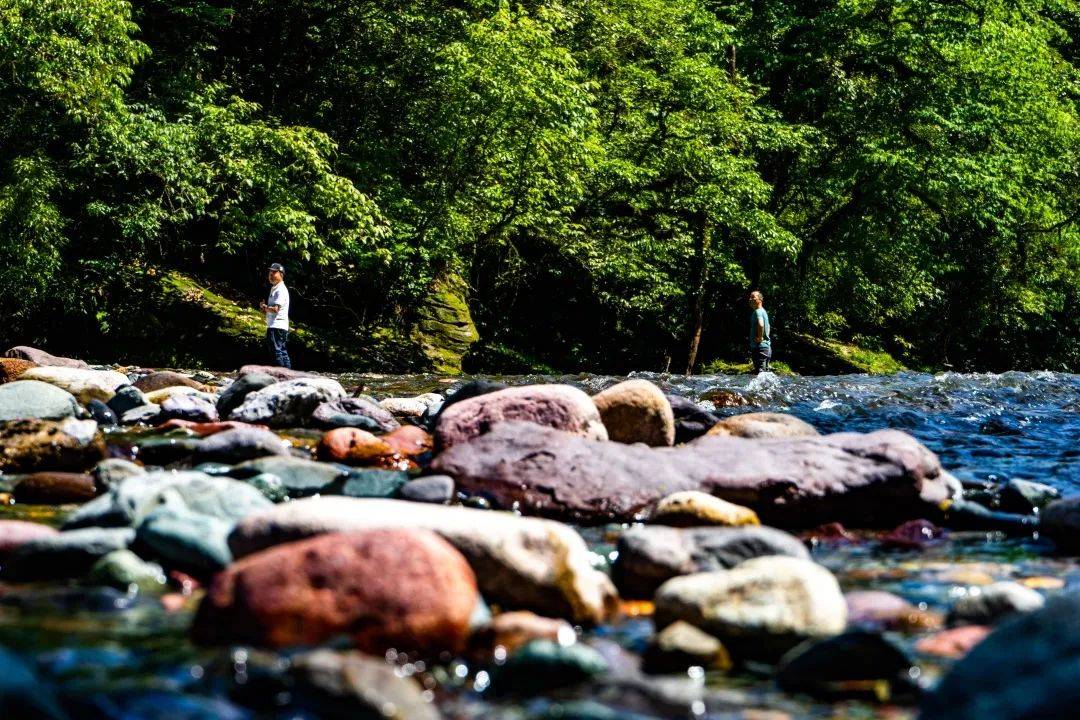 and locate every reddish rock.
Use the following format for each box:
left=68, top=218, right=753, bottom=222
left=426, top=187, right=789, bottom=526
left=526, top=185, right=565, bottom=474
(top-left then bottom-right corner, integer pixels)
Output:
left=193, top=529, right=479, bottom=653
left=239, top=364, right=319, bottom=381
left=802, top=522, right=859, bottom=544
left=318, top=428, right=395, bottom=465
left=845, top=590, right=943, bottom=631
left=915, top=625, right=991, bottom=659
left=13, top=472, right=98, bottom=504
left=470, top=611, right=573, bottom=659
left=882, top=519, right=946, bottom=549
left=0, top=520, right=59, bottom=559
left=382, top=425, right=434, bottom=458
left=706, top=412, right=819, bottom=439
left=155, top=419, right=269, bottom=436
left=134, top=371, right=208, bottom=393
left=3, top=346, right=88, bottom=369
left=0, top=418, right=106, bottom=473
left=0, top=358, right=36, bottom=384
left=703, top=391, right=749, bottom=408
